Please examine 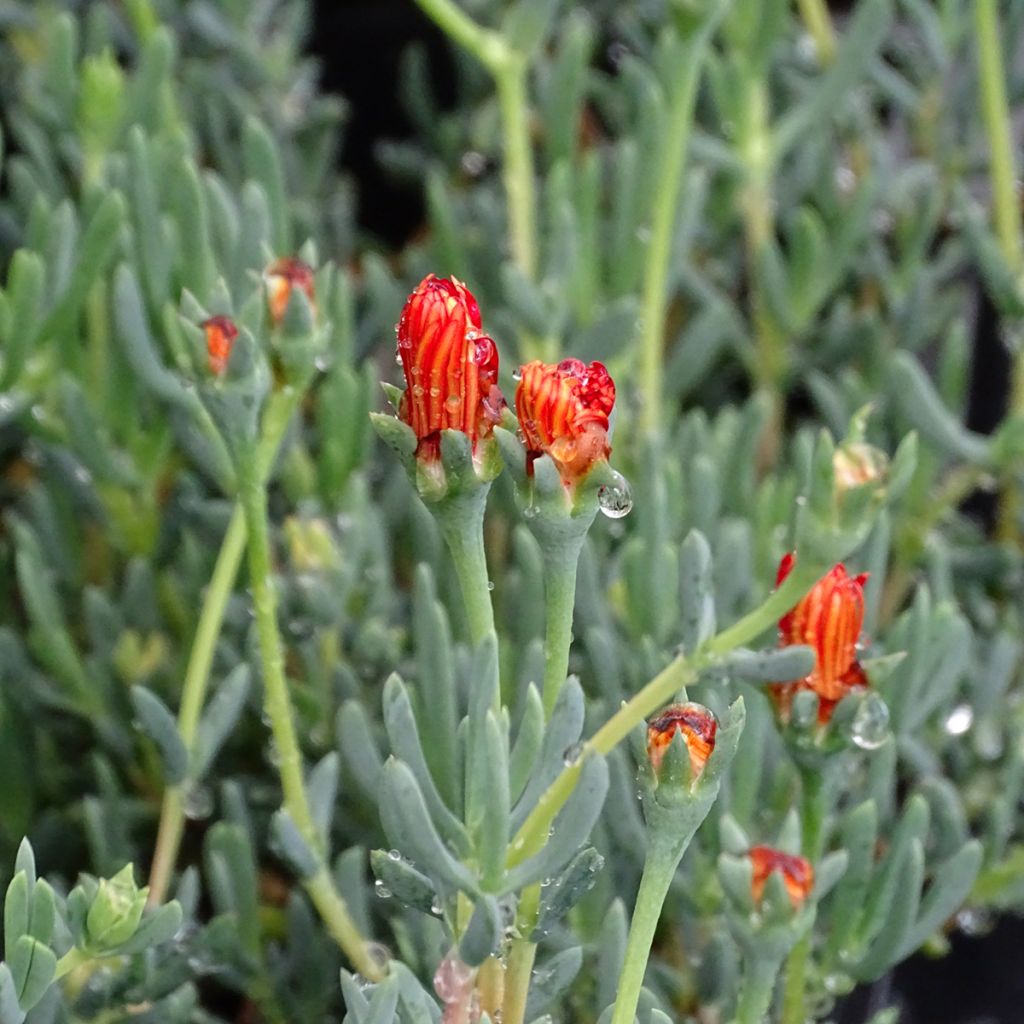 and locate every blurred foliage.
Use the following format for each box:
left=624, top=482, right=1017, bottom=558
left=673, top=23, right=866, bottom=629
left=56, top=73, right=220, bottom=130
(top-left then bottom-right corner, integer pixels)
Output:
left=0, top=0, right=1020, bottom=1022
